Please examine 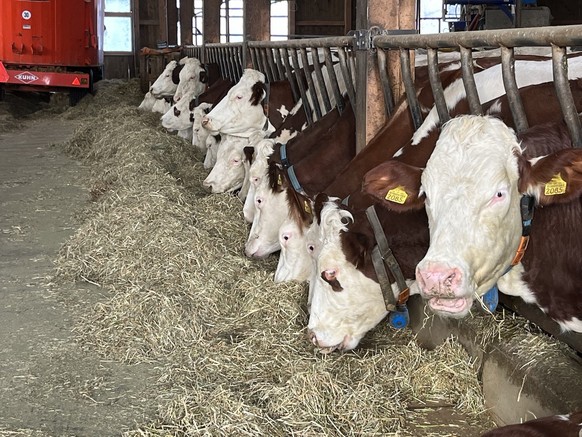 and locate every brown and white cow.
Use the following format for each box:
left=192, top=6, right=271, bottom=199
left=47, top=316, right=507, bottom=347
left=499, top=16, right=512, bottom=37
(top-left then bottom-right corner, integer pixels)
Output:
left=376, top=115, right=582, bottom=331
left=481, top=410, right=582, bottom=437
left=149, top=59, right=184, bottom=99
